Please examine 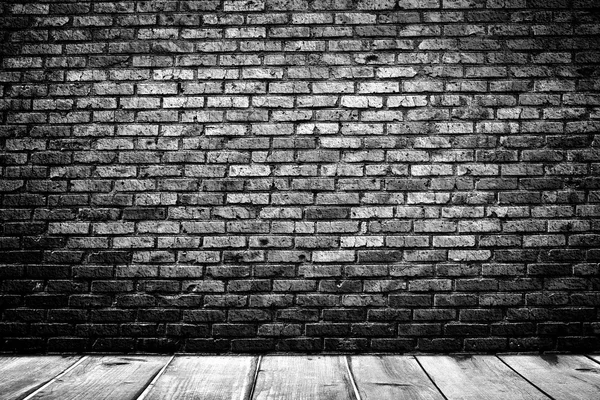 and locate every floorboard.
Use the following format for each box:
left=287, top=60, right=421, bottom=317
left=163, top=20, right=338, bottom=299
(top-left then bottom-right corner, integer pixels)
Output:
left=1, top=354, right=600, bottom=399
left=143, top=356, right=257, bottom=400
left=417, top=355, right=549, bottom=400
left=349, top=355, right=444, bottom=400
left=252, top=355, right=357, bottom=400
left=500, top=355, right=600, bottom=400
left=0, top=356, right=80, bottom=400
left=24, top=356, right=170, bottom=400
left=588, top=355, right=600, bottom=365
